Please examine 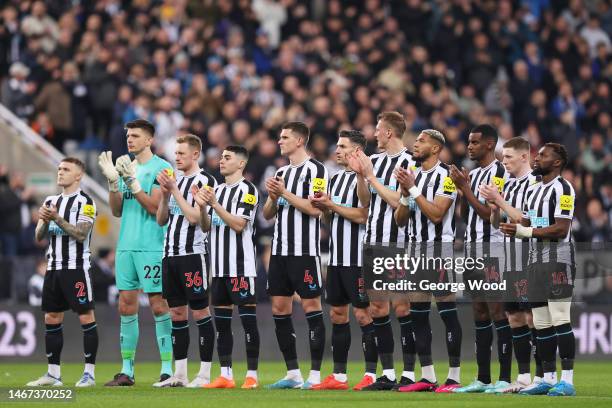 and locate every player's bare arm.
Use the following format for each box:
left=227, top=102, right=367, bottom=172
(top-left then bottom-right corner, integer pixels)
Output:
left=450, top=164, right=491, bottom=220
left=158, top=171, right=201, bottom=225
left=34, top=205, right=50, bottom=242
left=274, top=176, right=322, bottom=218
left=360, top=151, right=401, bottom=209
left=262, top=177, right=280, bottom=220
left=40, top=203, right=92, bottom=243
left=311, top=192, right=368, bottom=225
